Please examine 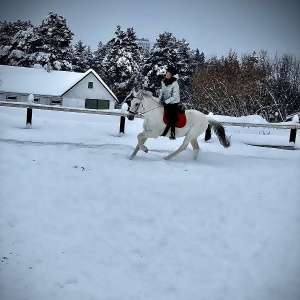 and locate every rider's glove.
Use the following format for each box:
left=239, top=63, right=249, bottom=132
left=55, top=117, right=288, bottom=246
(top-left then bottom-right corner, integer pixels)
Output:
left=160, top=100, right=166, bottom=106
